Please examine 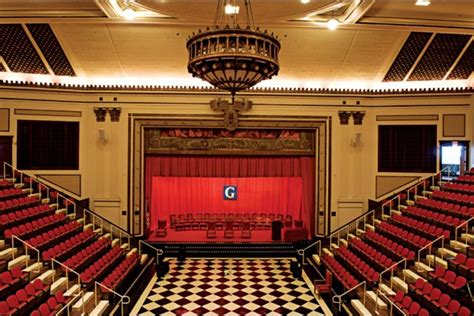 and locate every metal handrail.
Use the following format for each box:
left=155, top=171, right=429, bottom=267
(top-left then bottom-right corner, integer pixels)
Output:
left=54, top=291, right=84, bottom=316
left=51, top=258, right=82, bottom=290
left=139, top=240, right=164, bottom=264
left=332, top=281, right=367, bottom=312
left=378, top=258, right=407, bottom=287
left=454, top=217, right=473, bottom=248
left=85, top=209, right=131, bottom=249
left=56, top=192, right=76, bottom=219
left=381, top=195, right=400, bottom=217
left=329, top=210, right=375, bottom=248
left=10, top=235, right=41, bottom=273
left=3, top=162, right=22, bottom=184
left=297, top=240, right=321, bottom=266
left=417, top=235, right=445, bottom=272
left=95, top=281, right=131, bottom=316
